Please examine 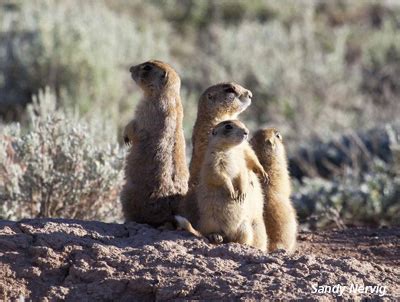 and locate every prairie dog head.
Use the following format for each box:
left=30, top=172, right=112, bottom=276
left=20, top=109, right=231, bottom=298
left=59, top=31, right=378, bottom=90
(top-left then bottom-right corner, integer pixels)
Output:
left=199, top=83, right=252, bottom=119
left=129, top=60, right=181, bottom=96
left=251, top=128, right=286, bottom=159
left=209, top=120, right=250, bottom=149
